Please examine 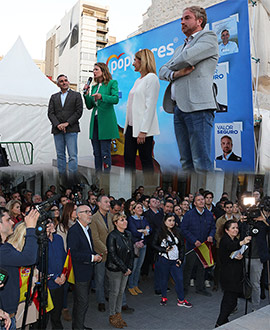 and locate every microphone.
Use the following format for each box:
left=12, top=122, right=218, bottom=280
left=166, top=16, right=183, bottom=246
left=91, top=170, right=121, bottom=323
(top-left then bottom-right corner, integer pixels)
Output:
left=83, top=77, right=93, bottom=95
